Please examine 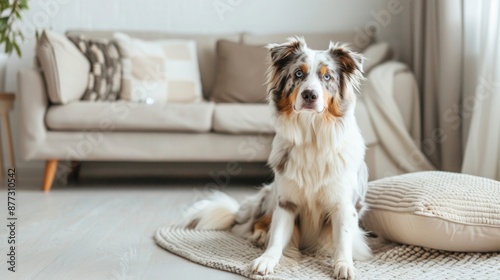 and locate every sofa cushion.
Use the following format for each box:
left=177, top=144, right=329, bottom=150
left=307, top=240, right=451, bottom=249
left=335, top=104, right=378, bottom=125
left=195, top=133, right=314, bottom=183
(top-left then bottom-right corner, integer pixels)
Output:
left=36, top=30, right=90, bottom=104
left=242, top=32, right=372, bottom=52
left=67, top=35, right=123, bottom=101
left=212, top=41, right=268, bottom=103
left=66, top=30, right=241, bottom=99
left=46, top=101, right=215, bottom=132
left=213, top=104, right=274, bottom=134
left=212, top=102, right=378, bottom=145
